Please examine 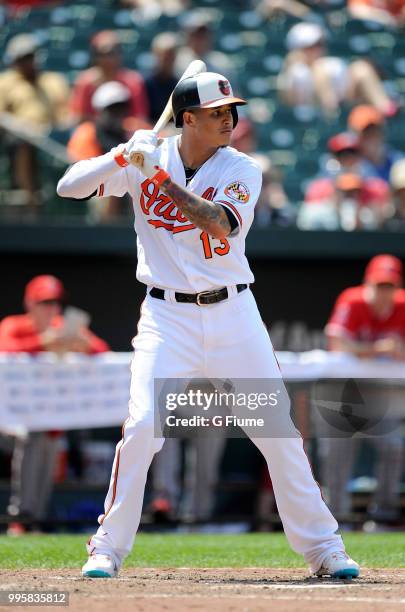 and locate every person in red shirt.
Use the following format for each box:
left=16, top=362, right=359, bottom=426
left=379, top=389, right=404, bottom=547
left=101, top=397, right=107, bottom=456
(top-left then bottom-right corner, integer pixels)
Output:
left=348, top=0, right=405, bottom=28
left=69, top=30, right=149, bottom=124
left=322, top=255, right=404, bottom=523
left=0, top=275, right=109, bottom=534
left=326, top=255, right=405, bottom=357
